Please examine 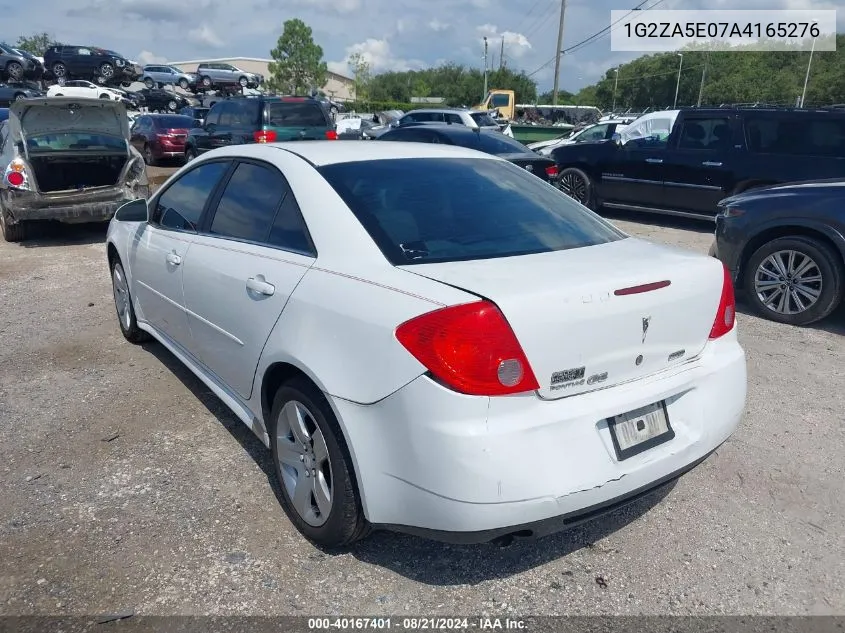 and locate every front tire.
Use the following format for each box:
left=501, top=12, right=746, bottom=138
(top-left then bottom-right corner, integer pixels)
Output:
left=201, top=76, right=212, bottom=88
left=111, top=260, right=150, bottom=344
left=269, top=378, right=369, bottom=548
left=743, top=236, right=843, bottom=326
left=178, top=78, right=189, bottom=90
left=184, top=146, right=197, bottom=162
left=238, top=76, right=249, bottom=87
left=144, top=77, right=155, bottom=89
left=557, top=167, right=593, bottom=209
left=51, top=62, right=67, bottom=79
left=6, top=61, right=23, bottom=80
left=167, top=99, right=177, bottom=112
left=99, top=63, right=114, bottom=79
left=143, top=143, right=156, bottom=166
